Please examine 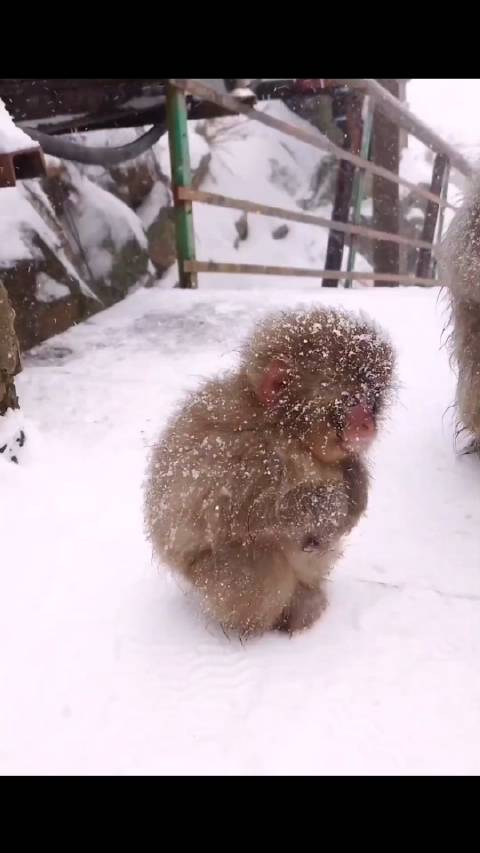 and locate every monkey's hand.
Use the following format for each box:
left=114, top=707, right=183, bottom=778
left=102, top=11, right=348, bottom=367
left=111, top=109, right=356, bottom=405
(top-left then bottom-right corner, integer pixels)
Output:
left=277, top=482, right=350, bottom=547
